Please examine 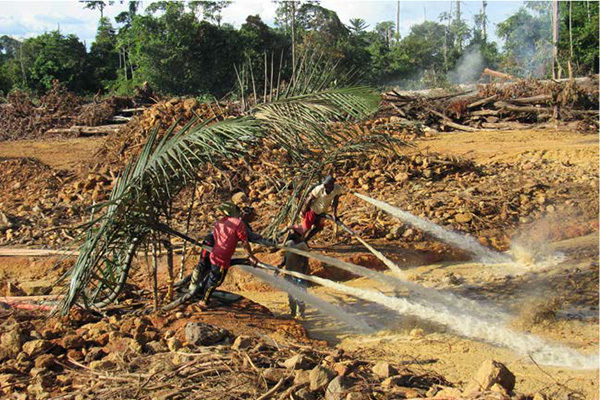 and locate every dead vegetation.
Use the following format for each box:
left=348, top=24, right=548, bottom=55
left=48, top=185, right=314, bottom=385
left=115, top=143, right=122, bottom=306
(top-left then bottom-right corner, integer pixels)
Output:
left=0, top=81, right=86, bottom=141
left=381, top=76, right=599, bottom=134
